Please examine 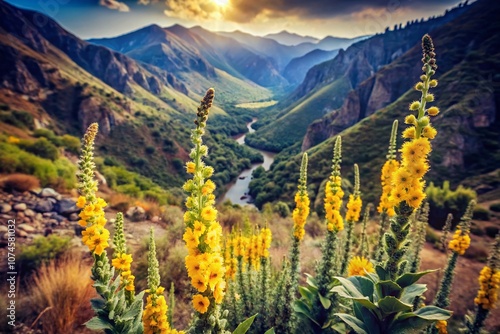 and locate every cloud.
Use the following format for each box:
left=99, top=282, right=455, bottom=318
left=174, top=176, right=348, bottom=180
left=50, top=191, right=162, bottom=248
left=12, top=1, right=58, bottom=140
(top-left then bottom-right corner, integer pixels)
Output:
left=160, top=0, right=461, bottom=23
left=99, top=0, right=130, bottom=12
